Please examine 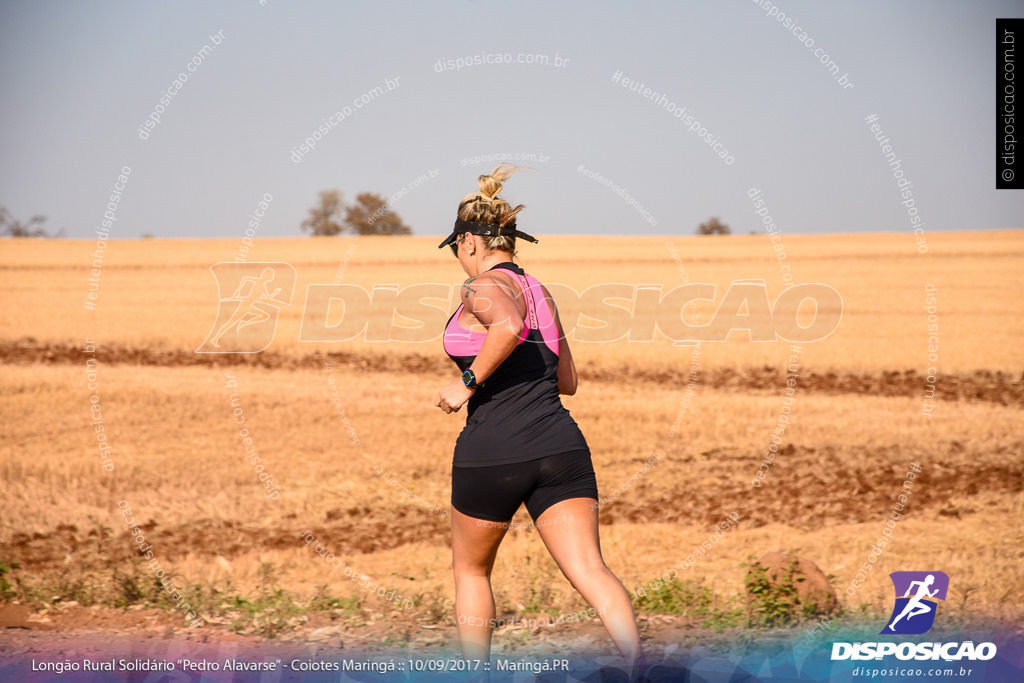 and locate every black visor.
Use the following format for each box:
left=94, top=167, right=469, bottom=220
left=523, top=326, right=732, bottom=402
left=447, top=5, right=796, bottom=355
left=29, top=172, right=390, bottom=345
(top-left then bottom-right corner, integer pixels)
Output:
left=437, top=218, right=538, bottom=249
